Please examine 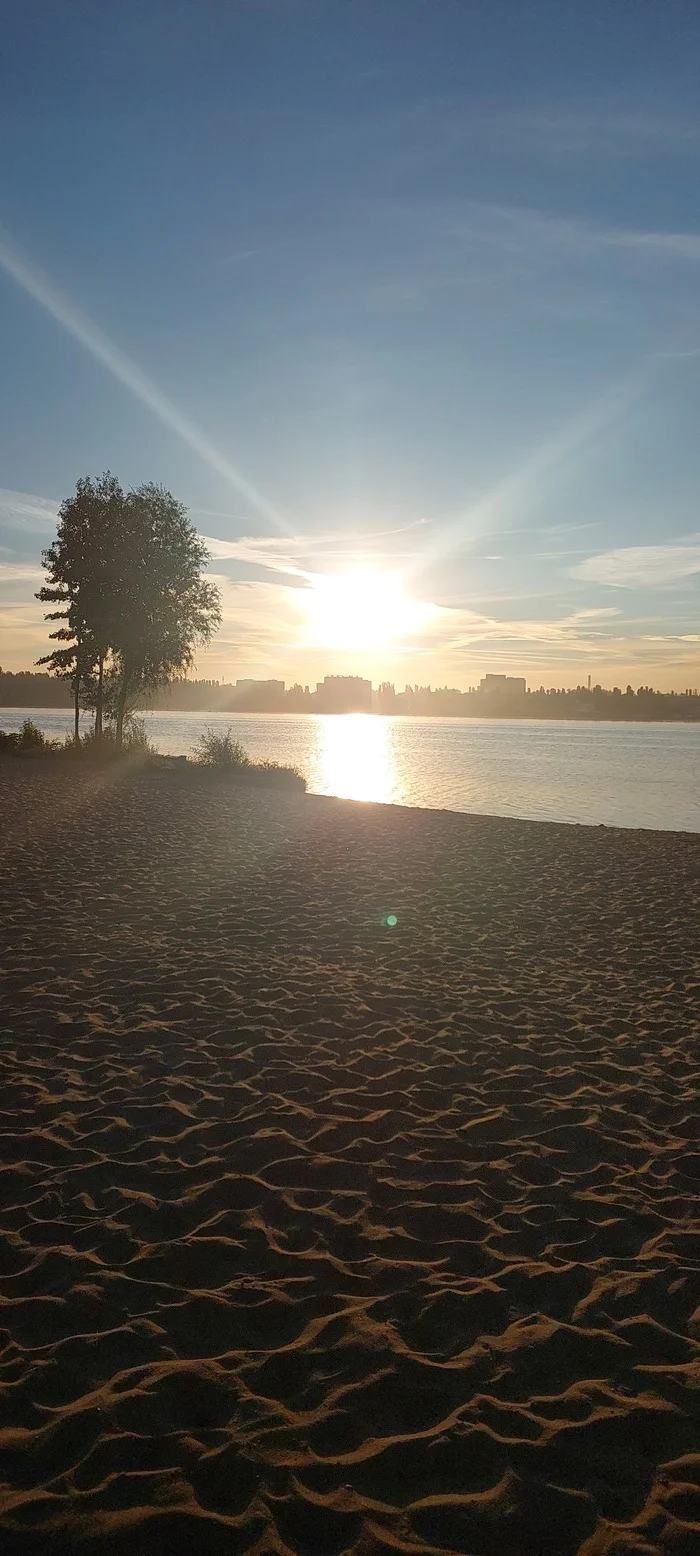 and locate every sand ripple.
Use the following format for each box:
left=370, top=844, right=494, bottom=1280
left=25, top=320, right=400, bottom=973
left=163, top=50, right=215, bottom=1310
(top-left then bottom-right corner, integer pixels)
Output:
left=0, top=766, right=699, bottom=1554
